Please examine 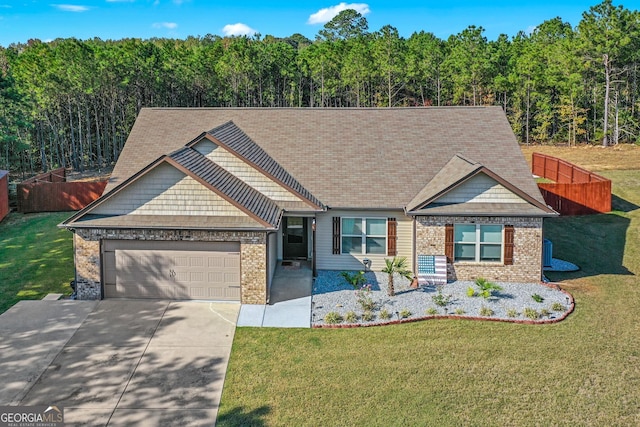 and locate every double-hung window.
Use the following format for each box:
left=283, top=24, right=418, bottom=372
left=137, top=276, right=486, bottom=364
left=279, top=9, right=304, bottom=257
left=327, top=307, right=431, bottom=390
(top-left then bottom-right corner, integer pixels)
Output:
left=341, top=218, right=386, bottom=255
left=454, top=224, right=503, bottom=262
